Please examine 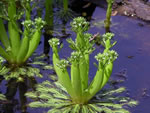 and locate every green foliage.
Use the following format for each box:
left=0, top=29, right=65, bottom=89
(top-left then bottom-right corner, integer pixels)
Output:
left=48, top=17, right=119, bottom=104
left=0, top=64, right=43, bottom=82
left=26, top=81, right=138, bottom=113
left=0, top=0, right=45, bottom=67
left=0, top=54, right=53, bottom=81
